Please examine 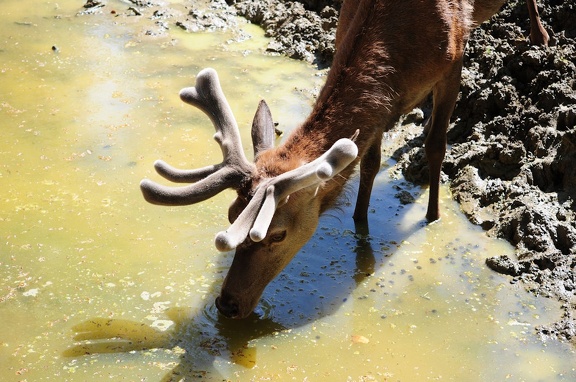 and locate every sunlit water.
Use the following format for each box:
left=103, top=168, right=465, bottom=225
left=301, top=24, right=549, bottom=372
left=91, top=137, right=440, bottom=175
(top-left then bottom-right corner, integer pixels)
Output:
left=1, top=1, right=575, bottom=381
